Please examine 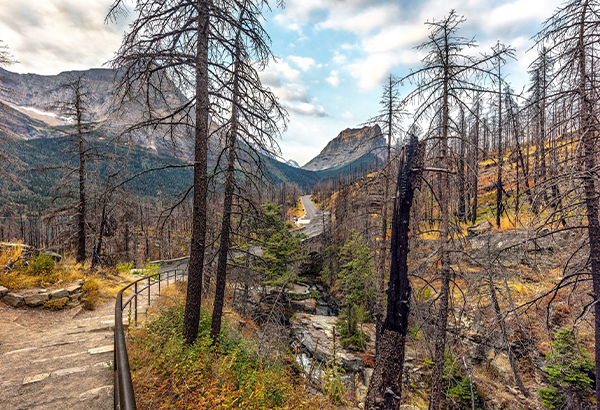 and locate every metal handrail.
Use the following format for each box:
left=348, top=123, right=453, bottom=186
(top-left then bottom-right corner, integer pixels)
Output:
left=114, top=261, right=189, bottom=410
